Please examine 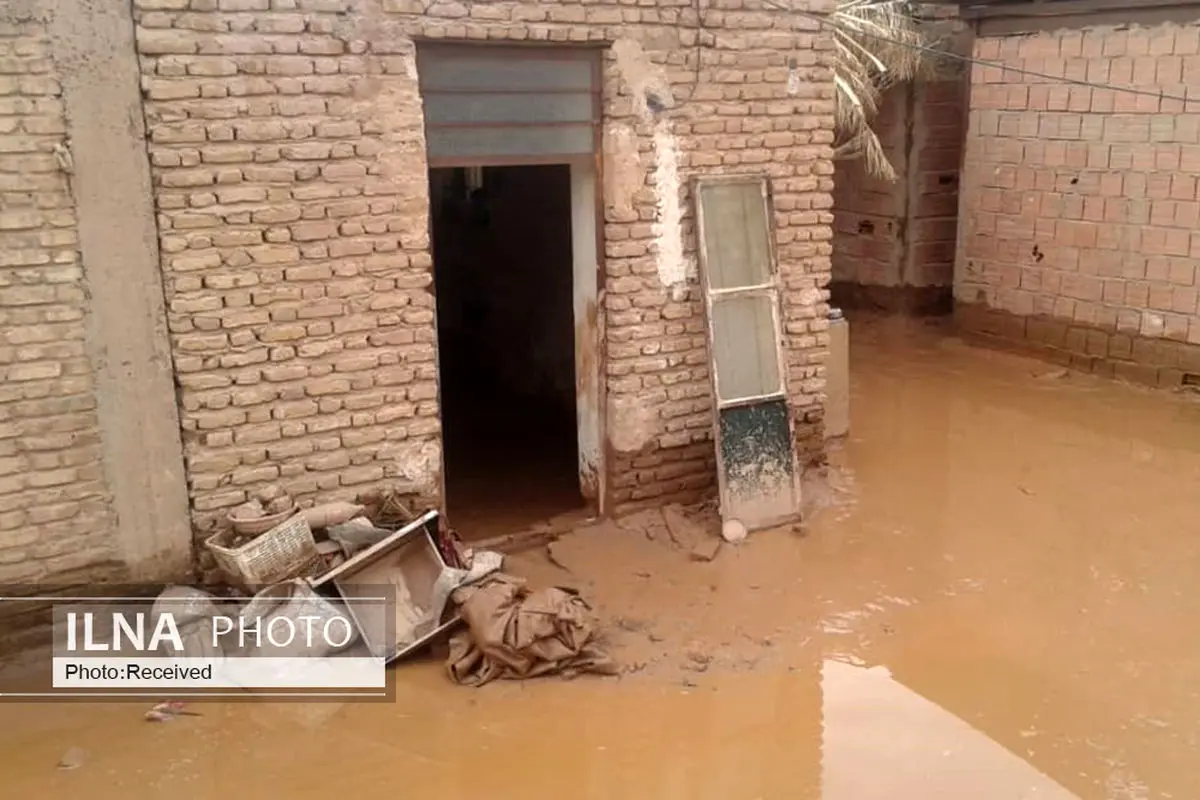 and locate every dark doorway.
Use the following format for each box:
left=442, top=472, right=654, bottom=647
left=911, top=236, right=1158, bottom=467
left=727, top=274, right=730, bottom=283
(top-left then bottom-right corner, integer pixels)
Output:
left=430, top=165, right=583, bottom=539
